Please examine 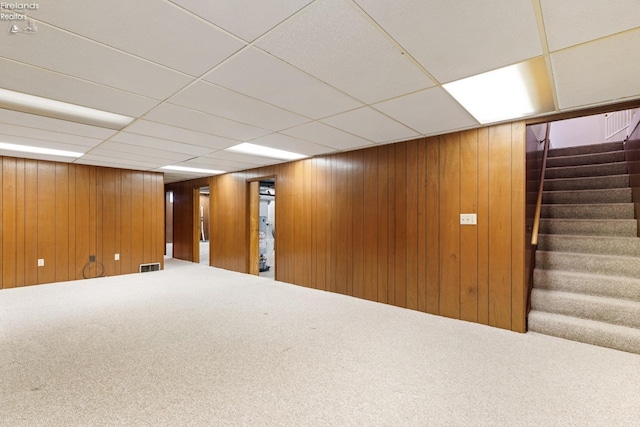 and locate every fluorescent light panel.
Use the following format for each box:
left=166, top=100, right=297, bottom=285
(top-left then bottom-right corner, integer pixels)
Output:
left=0, top=142, right=83, bottom=157
left=161, top=165, right=225, bottom=175
left=225, top=142, right=307, bottom=160
left=443, top=57, right=554, bottom=124
left=0, top=88, right=134, bottom=130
